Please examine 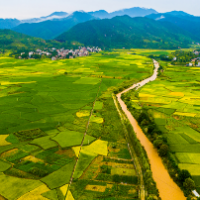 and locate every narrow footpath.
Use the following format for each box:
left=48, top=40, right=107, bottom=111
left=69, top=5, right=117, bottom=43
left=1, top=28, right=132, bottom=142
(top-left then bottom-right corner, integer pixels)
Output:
left=117, top=60, right=186, bottom=200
